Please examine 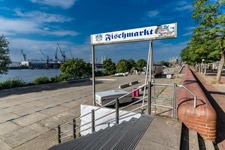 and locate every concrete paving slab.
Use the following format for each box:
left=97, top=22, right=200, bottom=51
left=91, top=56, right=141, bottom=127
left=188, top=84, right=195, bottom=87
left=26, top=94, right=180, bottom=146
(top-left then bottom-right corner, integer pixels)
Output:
left=37, top=110, right=78, bottom=129
left=28, top=123, right=50, bottom=134
left=0, top=122, right=21, bottom=136
left=136, top=116, right=182, bottom=150
left=0, top=113, right=20, bottom=123
left=0, top=127, right=42, bottom=147
left=12, top=106, right=43, bottom=116
left=40, top=106, right=68, bottom=116
left=0, top=139, right=12, bottom=150
left=13, top=113, right=47, bottom=127
left=136, top=140, right=176, bottom=150
left=13, top=130, right=57, bottom=150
